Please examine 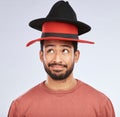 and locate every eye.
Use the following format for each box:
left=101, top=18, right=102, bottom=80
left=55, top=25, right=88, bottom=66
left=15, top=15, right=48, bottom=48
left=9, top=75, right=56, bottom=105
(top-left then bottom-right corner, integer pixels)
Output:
left=62, top=49, right=69, bottom=54
left=47, top=49, right=54, bottom=54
